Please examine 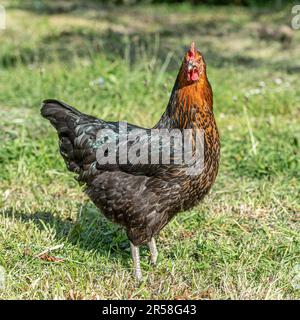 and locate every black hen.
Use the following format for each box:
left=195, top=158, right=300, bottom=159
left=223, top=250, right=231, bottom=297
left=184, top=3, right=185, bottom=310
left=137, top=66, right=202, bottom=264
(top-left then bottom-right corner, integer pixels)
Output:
left=41, top=43, right=220, bottom=280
